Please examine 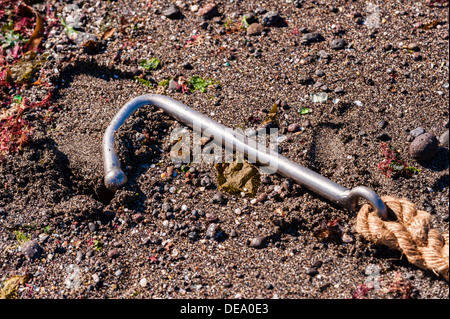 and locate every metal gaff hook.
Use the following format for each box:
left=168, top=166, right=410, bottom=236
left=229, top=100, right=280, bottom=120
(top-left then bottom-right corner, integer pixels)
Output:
left=102, top=94, right=388, bottom=220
